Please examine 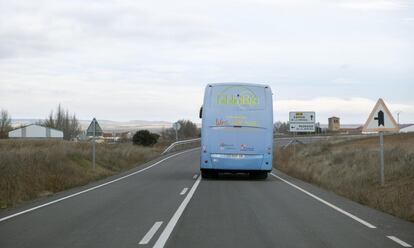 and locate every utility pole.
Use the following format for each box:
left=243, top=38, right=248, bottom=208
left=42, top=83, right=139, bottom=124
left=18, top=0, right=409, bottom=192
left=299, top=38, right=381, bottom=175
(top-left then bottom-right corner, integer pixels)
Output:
left=396, top=111, right=401, bottom=125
